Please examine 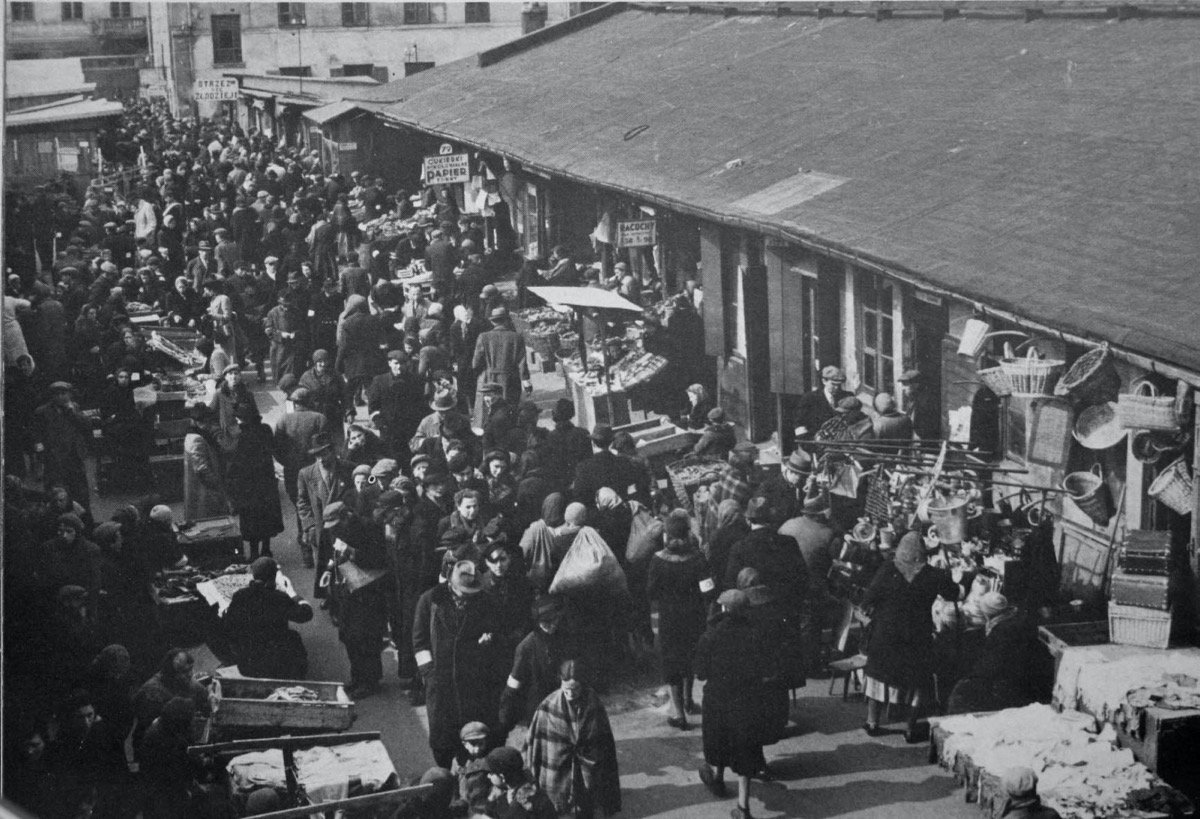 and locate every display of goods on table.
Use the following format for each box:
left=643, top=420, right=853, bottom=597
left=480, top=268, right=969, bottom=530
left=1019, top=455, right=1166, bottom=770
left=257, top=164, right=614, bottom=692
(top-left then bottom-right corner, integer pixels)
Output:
left=153, top=563, right=247, bottom=640
left=931, top=704, right=1190, bottom=819
left=665, top=455, right=726, bottom=512
left=359, top=207, right=434, bottom=241
left=517, top=307, right=570, bottom=358
left=225, top=739, right=395, bottom=802
left=613, top=350, right=668, bottom=391
left=147, top=330, right=205, bottom=368
left=212, top=677, right=355, bottom=732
